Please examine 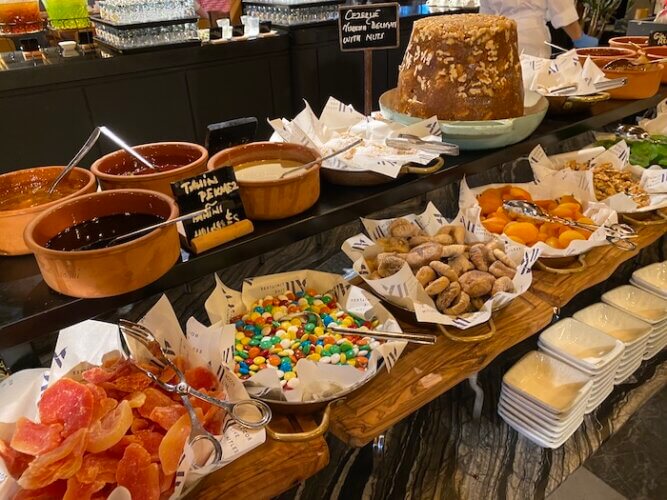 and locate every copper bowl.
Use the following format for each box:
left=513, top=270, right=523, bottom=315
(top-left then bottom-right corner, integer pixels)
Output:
left=609, top=36, right=649, bottom=51
left=24, top=189, right=180, bottom=298
left=602, top=63, right=663, bottom=100
left=207, top=142, right=321, bottom=220
left=645, top=46, right=667, bottom=83
left=0, top=167, right=97, bottom=256
left=575, top=47, right=637, bottom=67
left=91, top=142, right=208, bottom=198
